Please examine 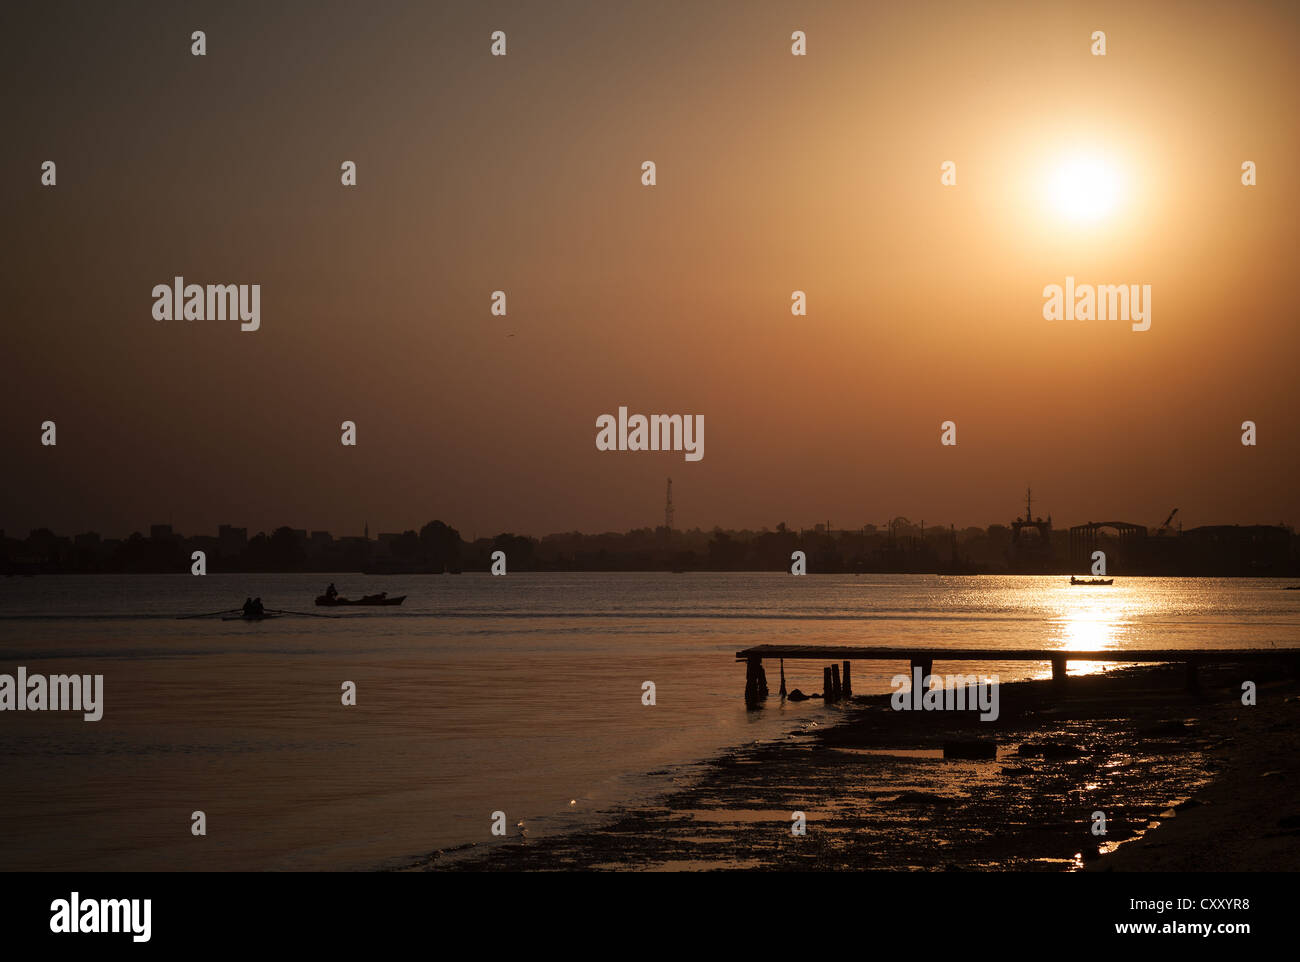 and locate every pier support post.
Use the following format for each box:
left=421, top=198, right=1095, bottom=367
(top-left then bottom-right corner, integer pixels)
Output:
left=823, top=666, right=834, bottom=702
left=842, top=661, right=852, bottom=698
left=831, top=663, right=842, bottom=701
left=779, top=658, right=787, bottom=698
left=745, top=657, right=766, bottom=708
left=1050, top=655, right=1067, bottom=690
left=910, top=658, right=933, bottom=692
